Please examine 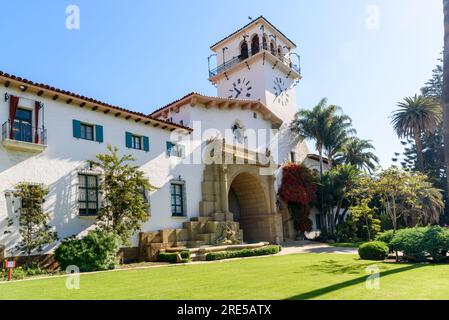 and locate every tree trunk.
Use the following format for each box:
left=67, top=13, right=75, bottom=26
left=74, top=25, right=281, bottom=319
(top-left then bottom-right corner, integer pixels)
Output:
left=442, top=0, right=449, bottom=198
left=318, top=146, right=324, bottom=177
left=414, top=130, right=425, bottom=172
